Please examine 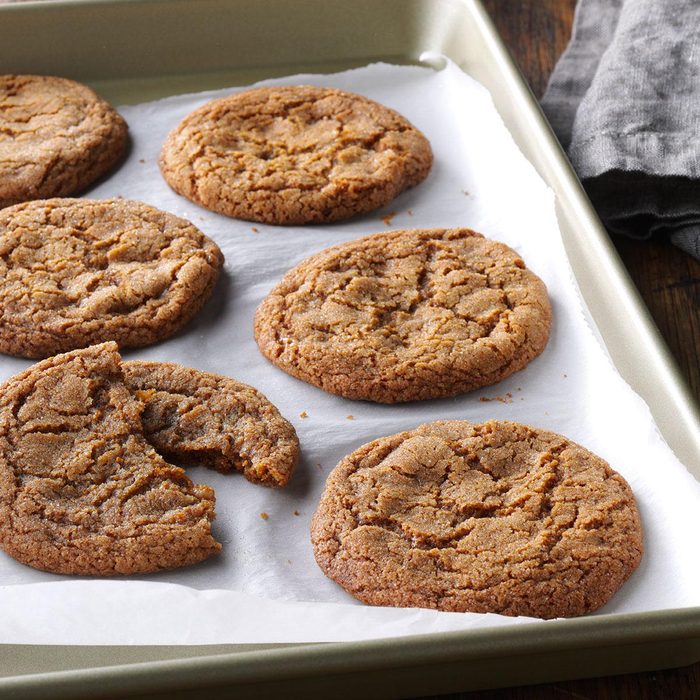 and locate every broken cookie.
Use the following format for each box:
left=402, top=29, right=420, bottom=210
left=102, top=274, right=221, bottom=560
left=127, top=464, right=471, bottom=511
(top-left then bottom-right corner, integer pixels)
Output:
left=0, top=343, right=298, bottom=575
left=123, top=361, right=299, bottom=487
